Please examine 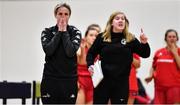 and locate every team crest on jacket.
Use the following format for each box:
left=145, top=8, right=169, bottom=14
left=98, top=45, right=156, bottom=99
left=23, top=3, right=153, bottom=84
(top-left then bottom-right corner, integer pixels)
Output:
left=121, top=38, right=126, bottom=45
